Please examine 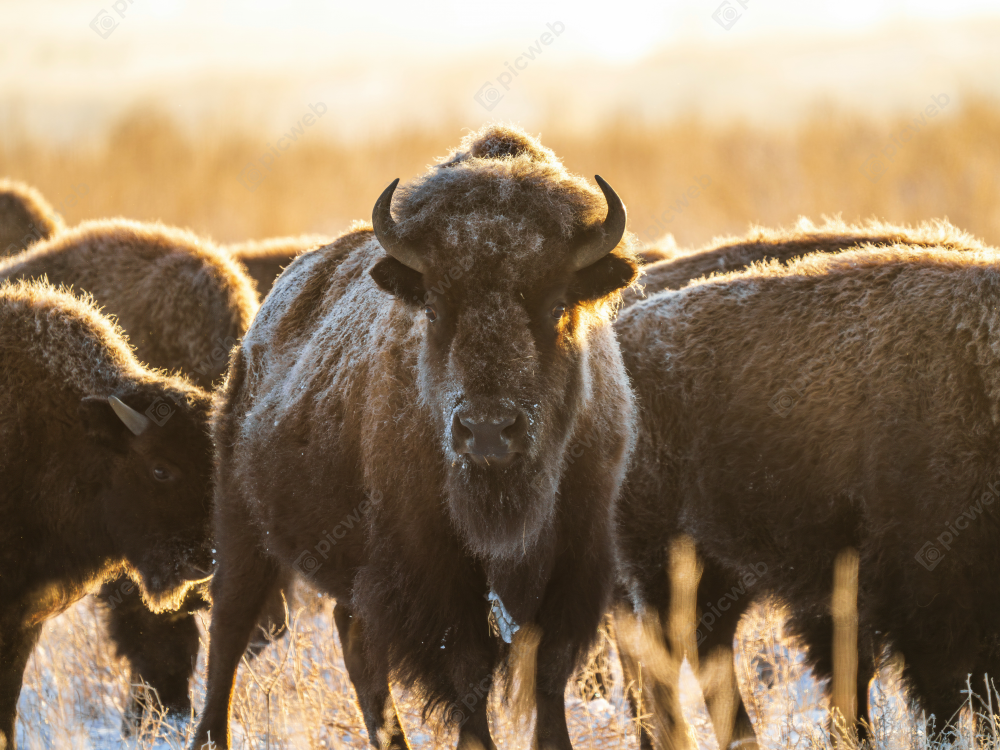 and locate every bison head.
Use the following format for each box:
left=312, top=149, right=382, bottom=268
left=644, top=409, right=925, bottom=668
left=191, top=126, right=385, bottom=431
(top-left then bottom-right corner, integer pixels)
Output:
left=368, top=126, right=637, bottom=559
left=79, top=385, right=215, bottom=612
